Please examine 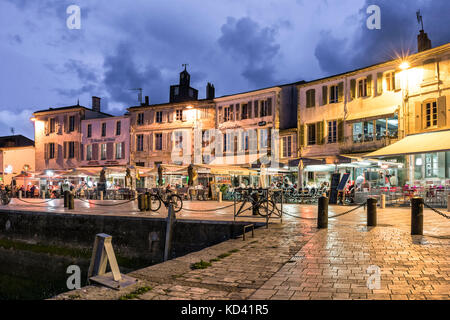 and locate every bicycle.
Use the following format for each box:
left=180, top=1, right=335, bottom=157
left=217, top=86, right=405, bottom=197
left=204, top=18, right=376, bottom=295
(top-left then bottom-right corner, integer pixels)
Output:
left=148, top=188, right=183, bottom=213
left=235, top=188, right=276, bottom=217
